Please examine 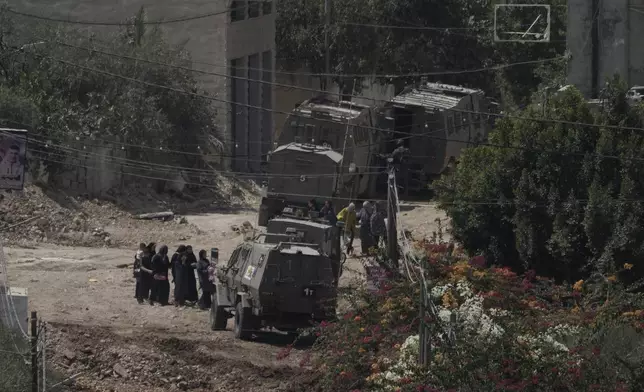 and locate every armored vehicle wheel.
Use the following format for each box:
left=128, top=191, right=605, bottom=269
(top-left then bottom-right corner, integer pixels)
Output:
left=210, top=294, right=228, bottom=331
left=234, top=302, right=252, bottom=340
